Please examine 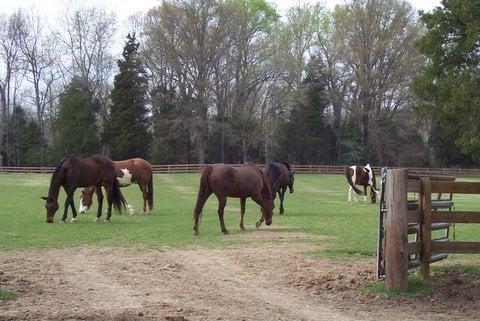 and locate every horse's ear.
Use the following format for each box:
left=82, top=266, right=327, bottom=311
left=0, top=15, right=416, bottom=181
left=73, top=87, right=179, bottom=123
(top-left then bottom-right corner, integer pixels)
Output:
left=41, top=196, right=48, bottom=201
